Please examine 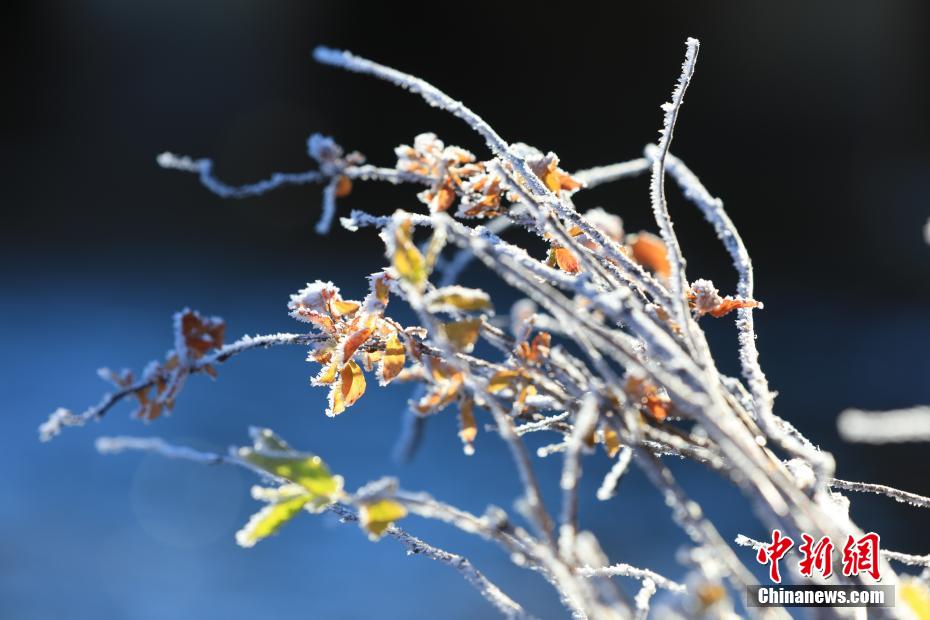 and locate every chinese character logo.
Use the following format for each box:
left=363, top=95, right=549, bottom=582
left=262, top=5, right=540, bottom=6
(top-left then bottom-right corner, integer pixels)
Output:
left=756, top=529, right=794, bottom=583
left=754, top=530, right=881, bottom=583
left=842, top=533, right=881, bottom=580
